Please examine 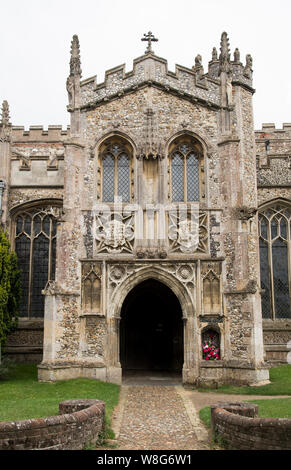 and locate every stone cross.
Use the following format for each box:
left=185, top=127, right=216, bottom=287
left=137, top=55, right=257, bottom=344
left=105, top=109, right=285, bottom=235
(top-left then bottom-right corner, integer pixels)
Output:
left=141, top=31, right=158, bottom=54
